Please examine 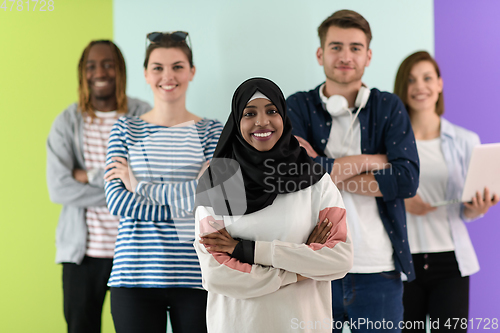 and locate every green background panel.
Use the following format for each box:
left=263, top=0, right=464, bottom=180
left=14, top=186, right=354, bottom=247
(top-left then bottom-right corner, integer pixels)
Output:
left=0, top=1, right=114, bottom=332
